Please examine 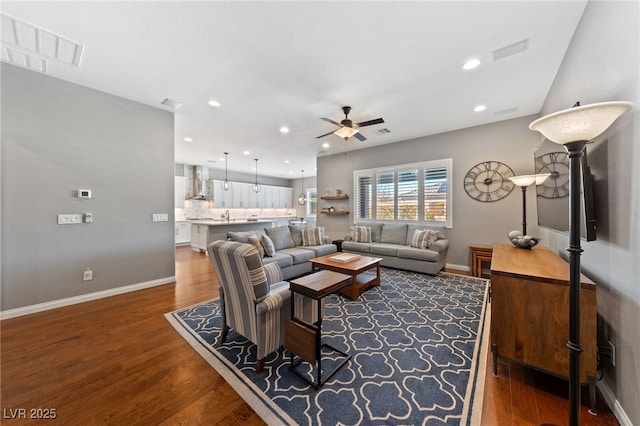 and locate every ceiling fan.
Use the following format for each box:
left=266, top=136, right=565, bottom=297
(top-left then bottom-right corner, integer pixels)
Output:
left=316, top=106, right=384, bottom=141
